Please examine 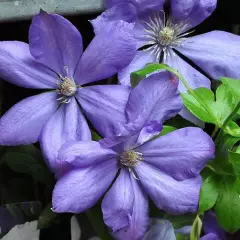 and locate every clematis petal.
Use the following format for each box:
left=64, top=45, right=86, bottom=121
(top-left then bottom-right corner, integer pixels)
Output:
left=57, top=140, right=117, bottom=176
left=39, top=98, right=91, bottom=175
left=201, top=233, right=220, bottom=240
left=75, top=20, right=136, bottom=85
left=171, top=0, right=217, bottom=30
left=29, top=10, right=83, bottom=77
left=91, top=3, right=137, bottom=35
left=0, top=92, right=58, bottom=145
left=102, top=168, right=134, bottom=232
left=137, top=127, right=214, bottom=180
left=0, top=41, right=57, bottom=89
left=203, top=211, right=226, bottom=240
left=164, top=49, right=210, bottom=93
left=126, top=71, right=182, bottom=126
left=176, top=31, right=240, bottom=80
left=77, top=85, right=131, bottom=137
left=135, top=162, right=202, bottom=215
left=114, top=173, right=149, bottom=240
left=143, top=219, right=176, bottom=240
left=118, top=50, right=157, bottom=86
left=52, top=159, right=118, bottom=213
